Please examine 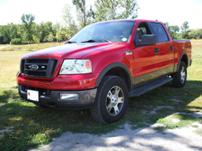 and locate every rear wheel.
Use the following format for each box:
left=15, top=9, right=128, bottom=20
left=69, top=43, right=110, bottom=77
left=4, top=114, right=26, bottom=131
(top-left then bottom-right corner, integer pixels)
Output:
left=91, top=76, right=128, bottom=123
left=172, top=62, right=187, bottom=88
